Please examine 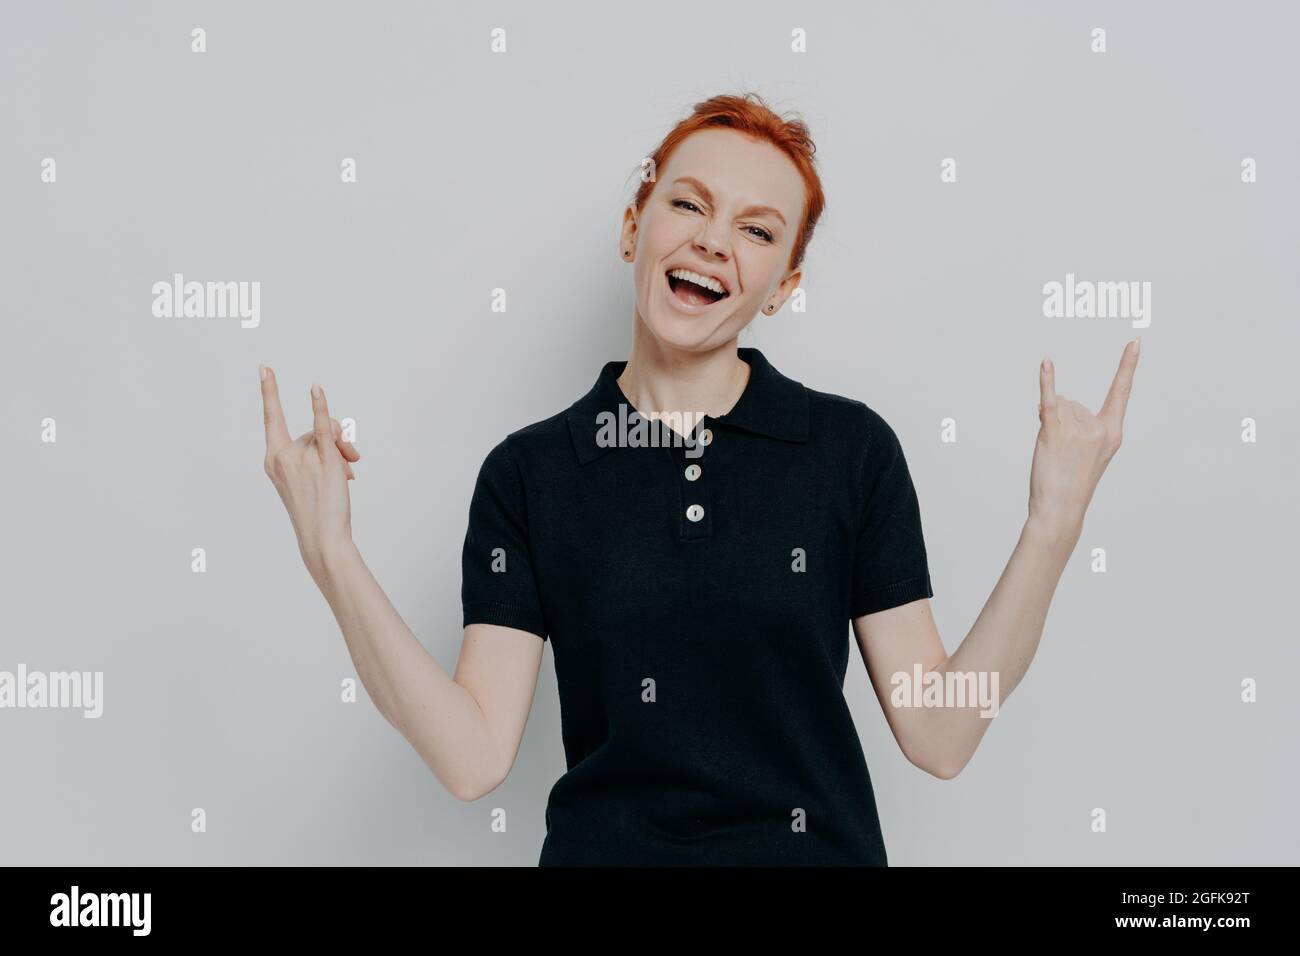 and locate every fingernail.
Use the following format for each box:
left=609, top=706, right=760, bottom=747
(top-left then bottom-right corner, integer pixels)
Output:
left=1133, top=337, right=1141, bottom=356
left=259, top=363, right=267, bottom=381
left=311, top=383, right=322, bottom=399
left=1042, top=357, right=1053, bottom=373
